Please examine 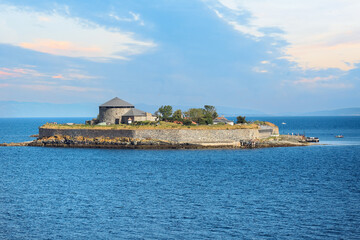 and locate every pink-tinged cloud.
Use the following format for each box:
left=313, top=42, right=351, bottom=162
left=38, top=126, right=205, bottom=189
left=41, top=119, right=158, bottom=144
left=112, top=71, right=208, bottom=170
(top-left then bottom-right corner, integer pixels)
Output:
left=20, top=84, right=54, bottom=91
left=66, top=73, right=97, bottom=80
left=52, top=74, right=64, bottom=79
left=60, top=86, right=102, bottom=92
left=19, top=84, right=103, bottom=92
left=16, top=68, right=45, bottom=77
left=0, top=5, right=155, bottom=61
left=294, top=75, right=337, bottom=84
left=285, top=42, right=360, bottom=71
left=20, top=40, right=102, bottom=58
left=292, top=75, right=353, bottom=89
left=213, top=0, right=360, bottom=71
left=0, top=67, right=45, bottom=78
left=0, top=83, right=10, bottom=88
left=0, top=70, right=17, bottom=78
left=51, top=71, right=98, bottom=81
left=1, top=67, right=99, bottom=85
